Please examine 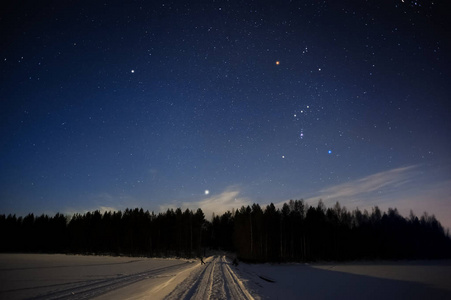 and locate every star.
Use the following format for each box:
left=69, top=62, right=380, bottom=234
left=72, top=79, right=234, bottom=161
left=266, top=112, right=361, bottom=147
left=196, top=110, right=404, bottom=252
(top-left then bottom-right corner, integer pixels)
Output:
left=204, top=190, right=210, bottom=195
left=131, top=70, right=135, bottom=73
left=276, top=61, right=280, bottom=65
